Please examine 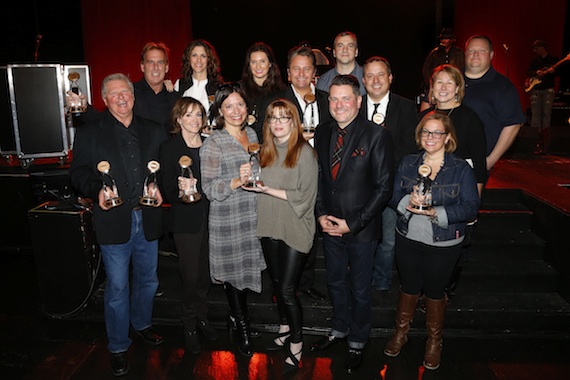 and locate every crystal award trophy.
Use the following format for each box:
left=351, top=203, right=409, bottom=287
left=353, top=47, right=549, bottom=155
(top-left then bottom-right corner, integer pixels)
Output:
left=302, top=93, right=316, bottom=133
left=244, top=143, right=264, bottom=188
left=139, top=161, right=161, bottom=206
left=411, top=164, right=433, bottom=211
left=67, top=71, right=87, bottom=114
left=97, top=161, right=123, bottom=209
left=178, top=155, right=202, bottom=203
